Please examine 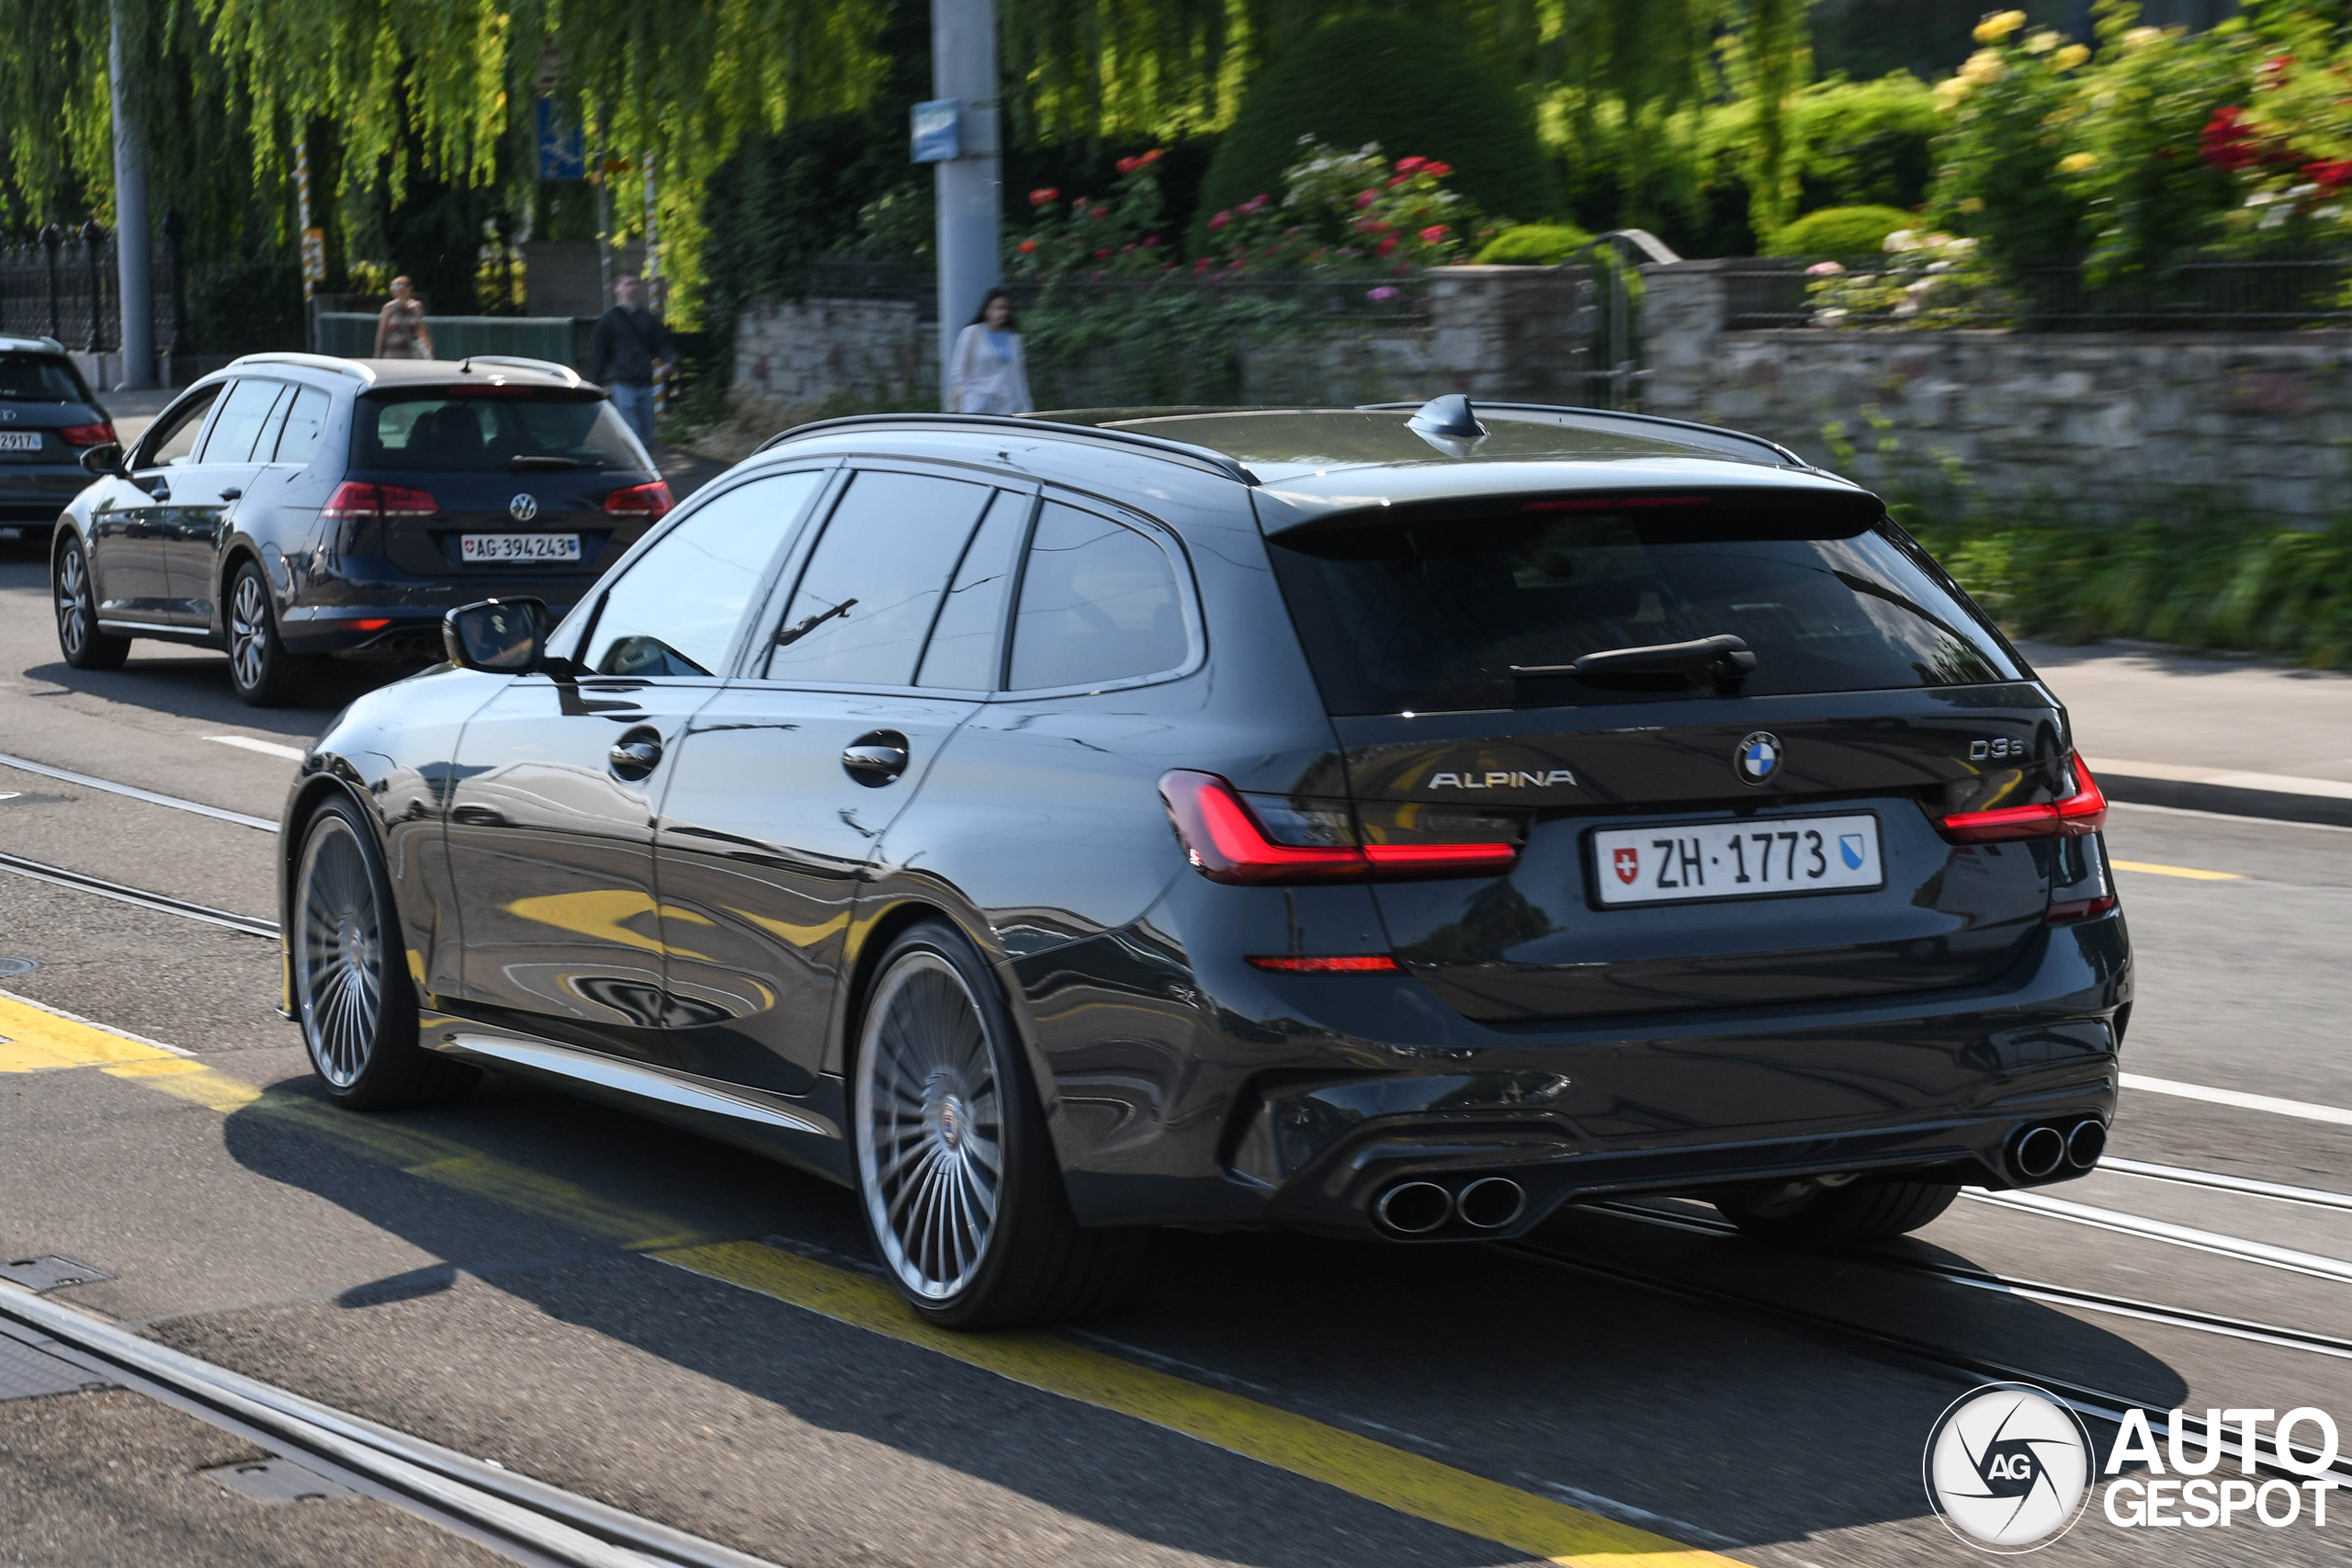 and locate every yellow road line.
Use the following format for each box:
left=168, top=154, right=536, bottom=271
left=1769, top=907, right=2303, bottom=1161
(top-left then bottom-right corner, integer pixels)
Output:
left=2109, top=860, right=2244, bottom=881
left=0, top=989, right=193, bottom=1073
left=24, top=1000, right=1743, bottom=1567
